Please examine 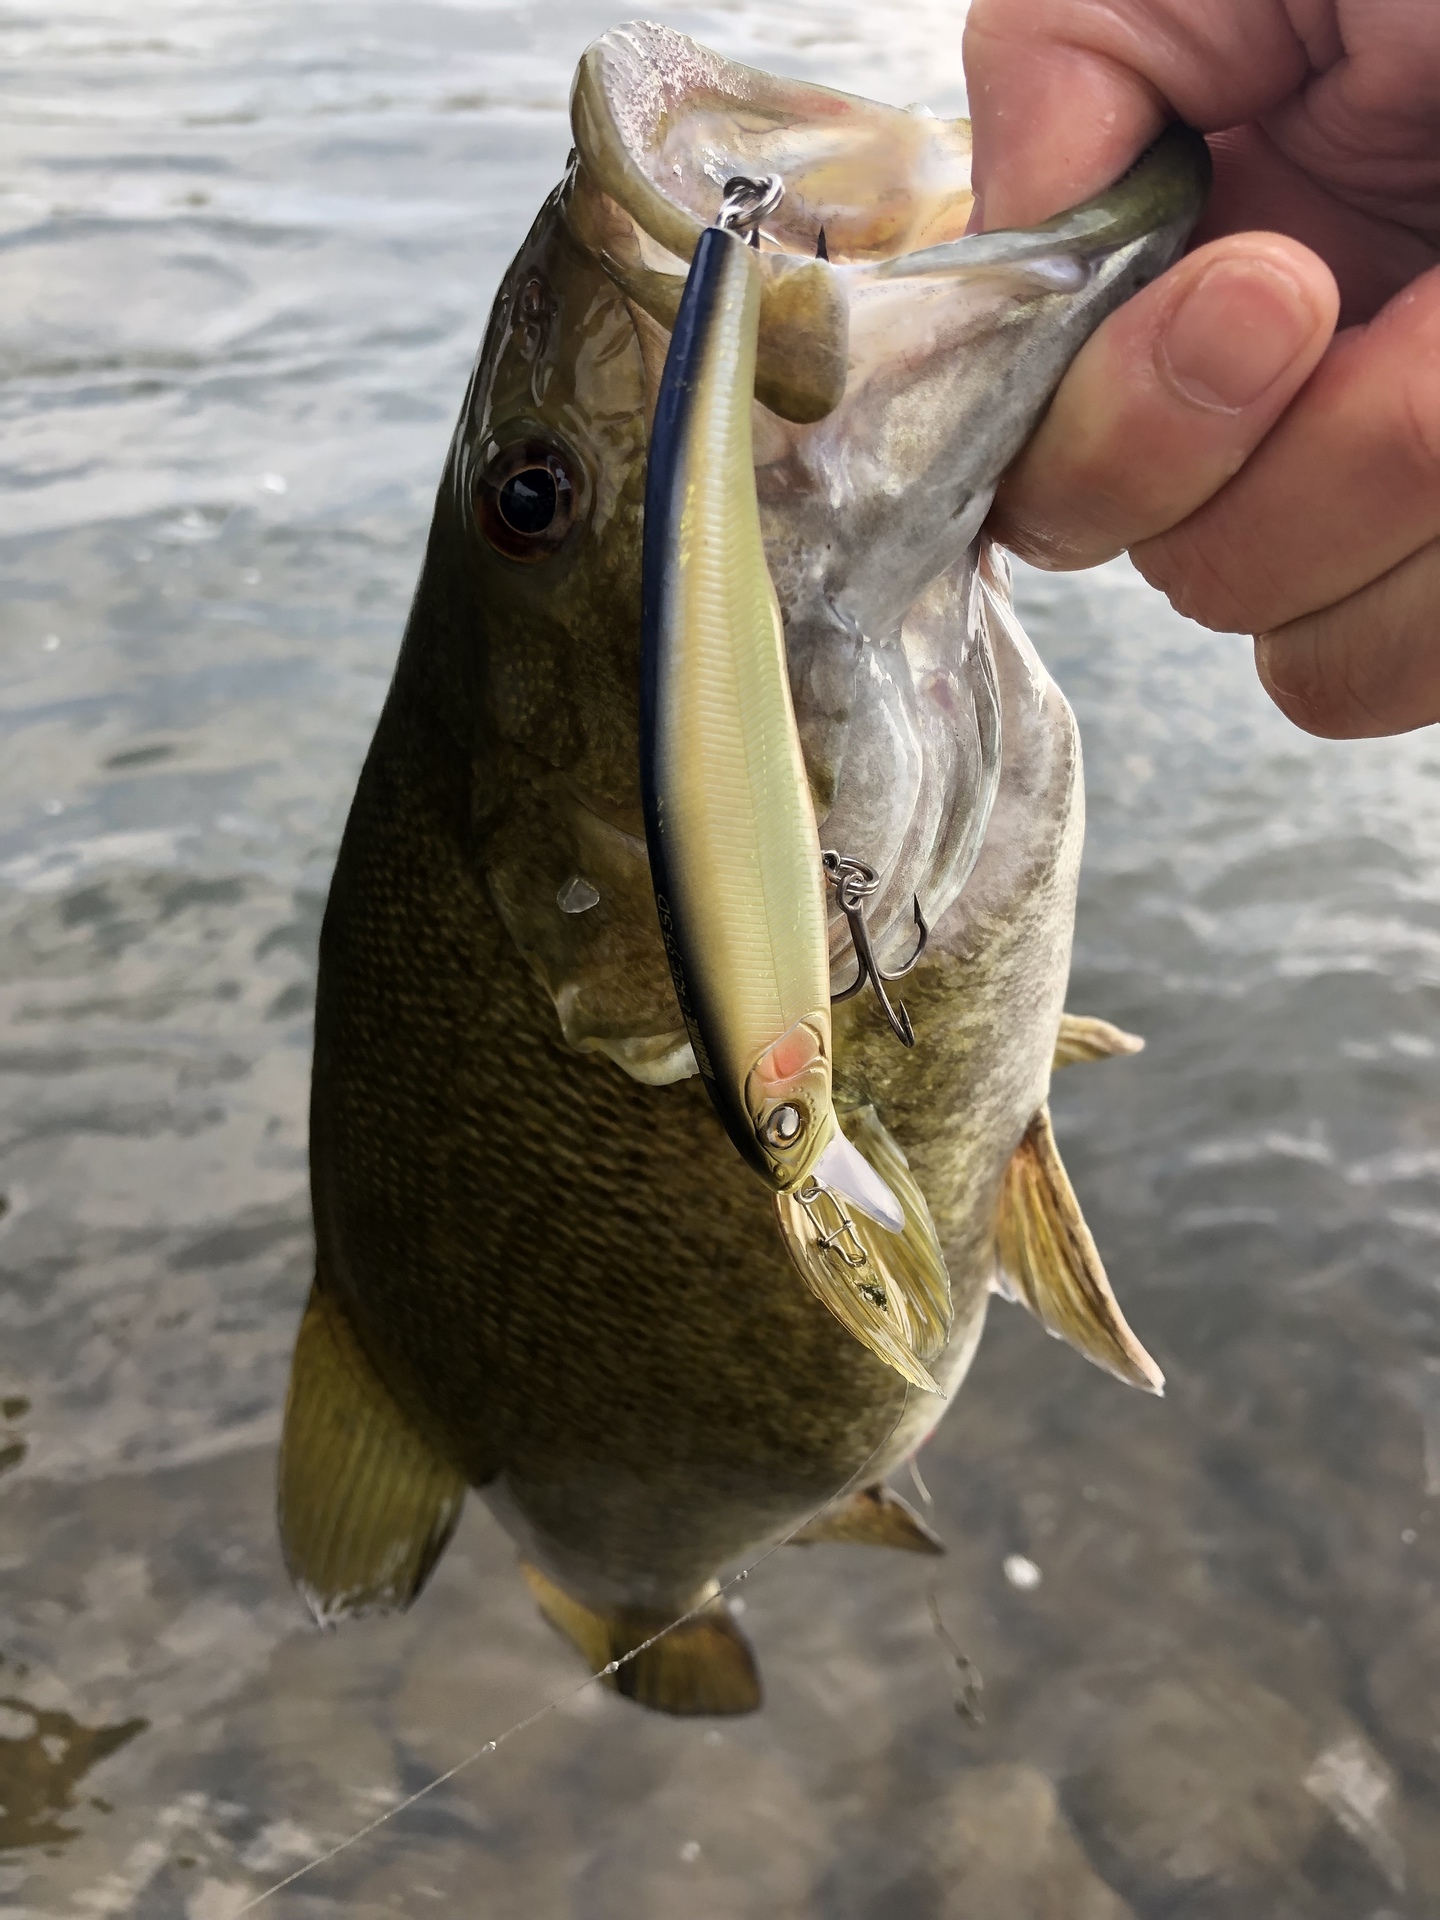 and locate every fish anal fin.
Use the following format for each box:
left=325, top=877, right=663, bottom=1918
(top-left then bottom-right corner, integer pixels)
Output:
left=997, top=1106, right=1164, bottom=1395
left=1053, top=1012, right=1145, bottom=1069
left=278, top=1284, right=467, bottom=1623
left=791, top=1483, right=945, bottom=1555
left=520, top=1562, right=761, bottom=1716
left=776, top=1105, right=952, bottom=1393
